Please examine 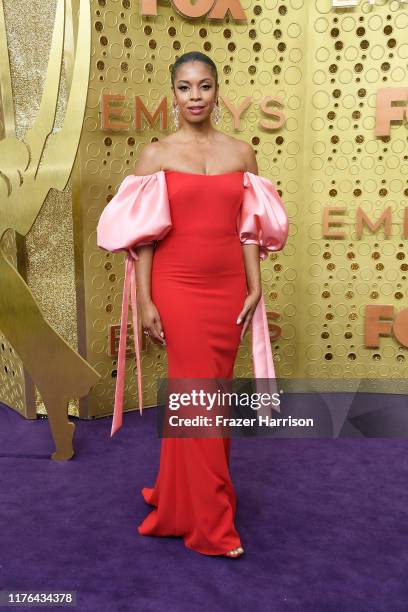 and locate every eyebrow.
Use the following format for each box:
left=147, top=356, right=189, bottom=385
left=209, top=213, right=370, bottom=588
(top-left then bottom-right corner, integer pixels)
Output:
left=176, top=78, right=212, bottom=84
